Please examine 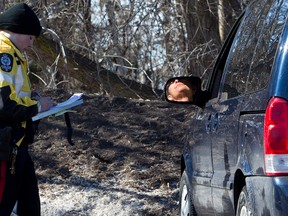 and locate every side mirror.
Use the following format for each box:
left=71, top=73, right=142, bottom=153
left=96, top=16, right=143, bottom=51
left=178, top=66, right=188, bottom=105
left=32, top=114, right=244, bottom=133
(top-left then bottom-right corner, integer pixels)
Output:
left=164, top=76, right=210, bottom=107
